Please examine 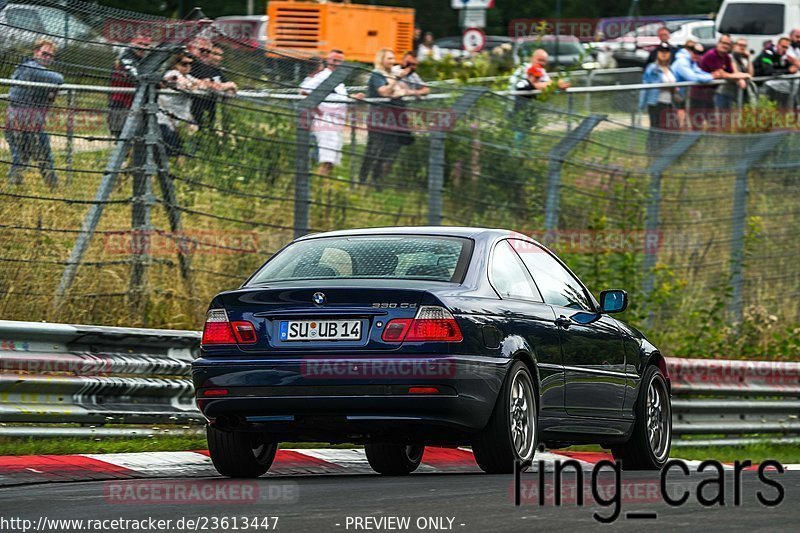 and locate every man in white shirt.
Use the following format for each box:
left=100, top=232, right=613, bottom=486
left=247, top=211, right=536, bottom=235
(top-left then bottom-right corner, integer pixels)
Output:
left=300, top=49, right=364, bottom=179
left=786, top=28, right=800, bottom=63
